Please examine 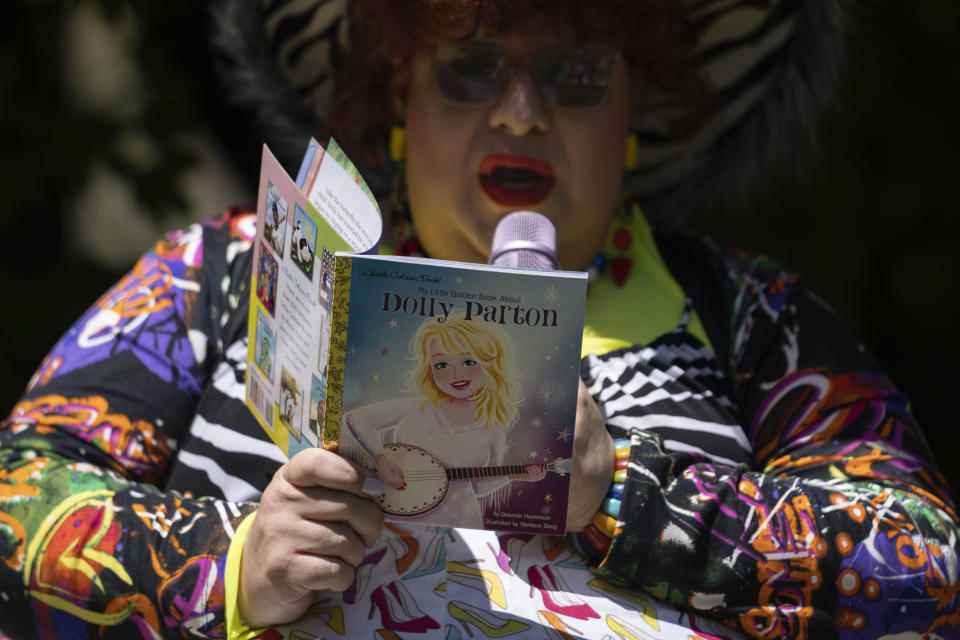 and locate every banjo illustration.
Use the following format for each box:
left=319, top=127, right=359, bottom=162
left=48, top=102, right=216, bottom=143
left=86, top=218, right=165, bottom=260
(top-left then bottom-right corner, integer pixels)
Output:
left=374, top=442, right=573, bottom=516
